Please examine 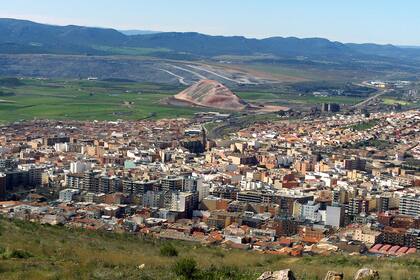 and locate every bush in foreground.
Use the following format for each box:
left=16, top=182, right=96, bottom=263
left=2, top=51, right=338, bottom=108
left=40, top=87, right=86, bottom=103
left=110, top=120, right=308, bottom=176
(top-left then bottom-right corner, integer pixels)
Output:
left=0, top=247, right=33, bottom=260
left=173, top=258, right=198, bottom=280
left=160, top=243, right=178, bottom=257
